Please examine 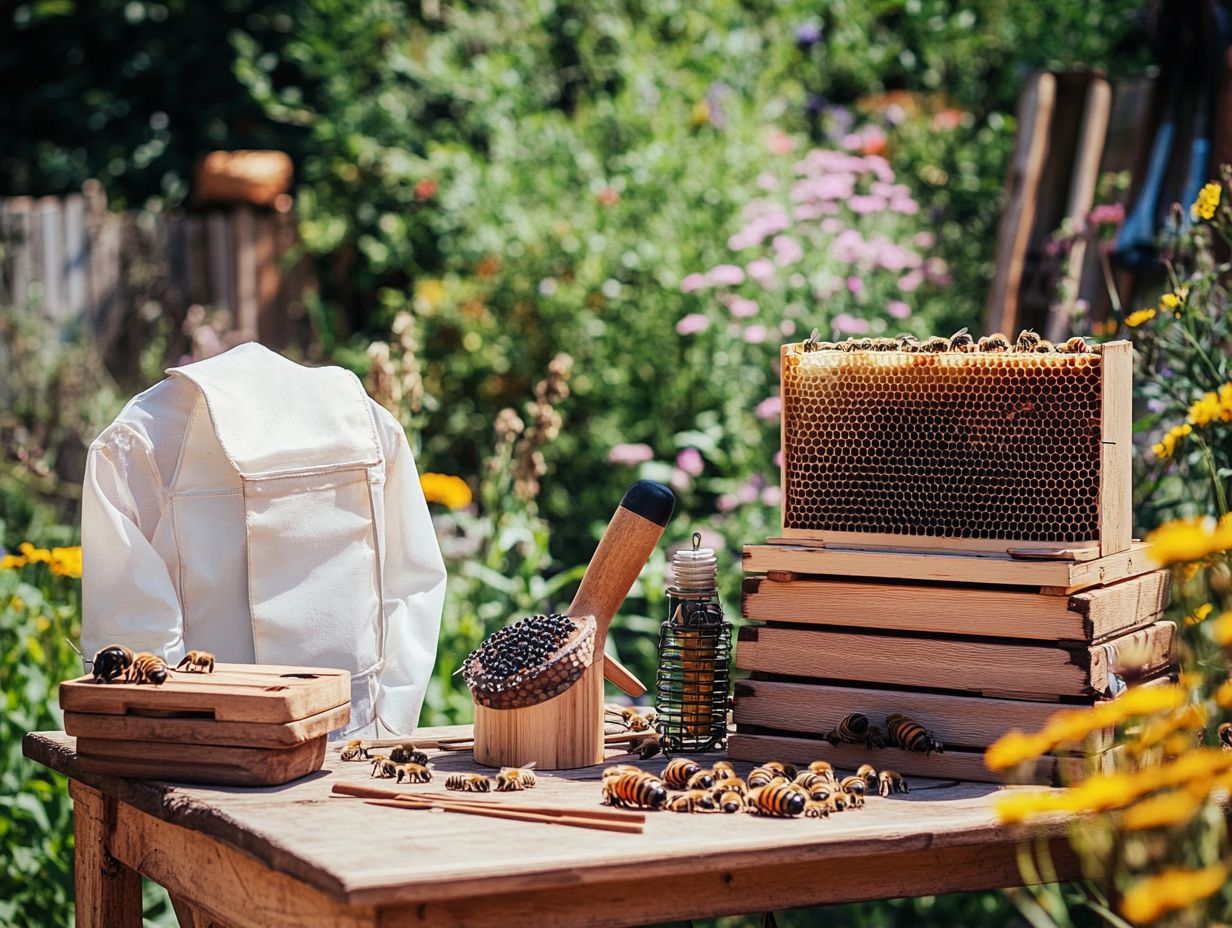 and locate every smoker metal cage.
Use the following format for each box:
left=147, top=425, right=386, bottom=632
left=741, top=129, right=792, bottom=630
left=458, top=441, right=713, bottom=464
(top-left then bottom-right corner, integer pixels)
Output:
left=778, top=340, right=1132, bottom=556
